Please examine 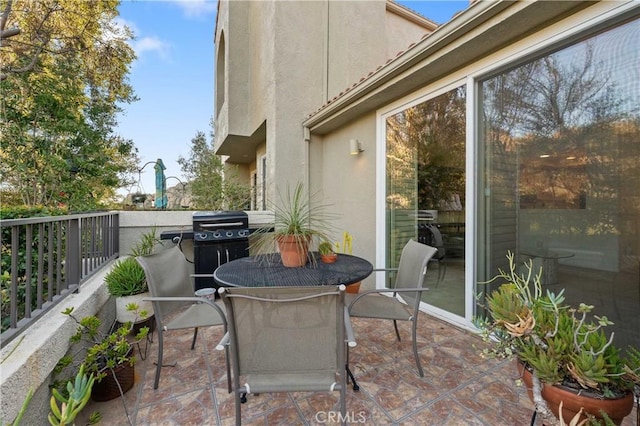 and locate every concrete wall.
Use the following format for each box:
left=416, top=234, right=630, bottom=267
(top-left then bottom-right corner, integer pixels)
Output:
left=0, top=263, right=115, bottom=425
